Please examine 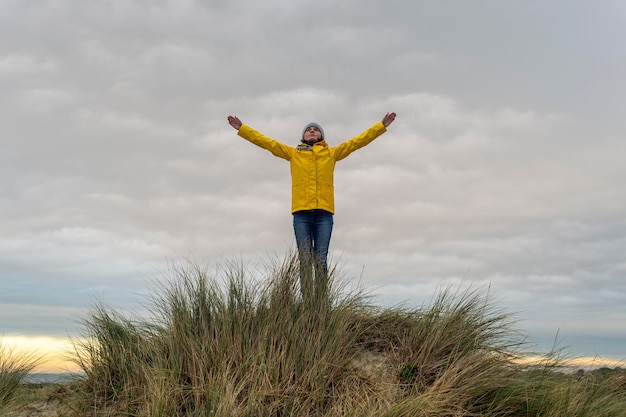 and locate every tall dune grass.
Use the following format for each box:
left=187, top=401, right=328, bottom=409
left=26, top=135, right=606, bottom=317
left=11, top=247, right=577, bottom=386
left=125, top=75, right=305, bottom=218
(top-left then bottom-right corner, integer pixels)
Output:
left=0, top=339, right=41, bottom=413
left=72, top=255, right=626, bottom=416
